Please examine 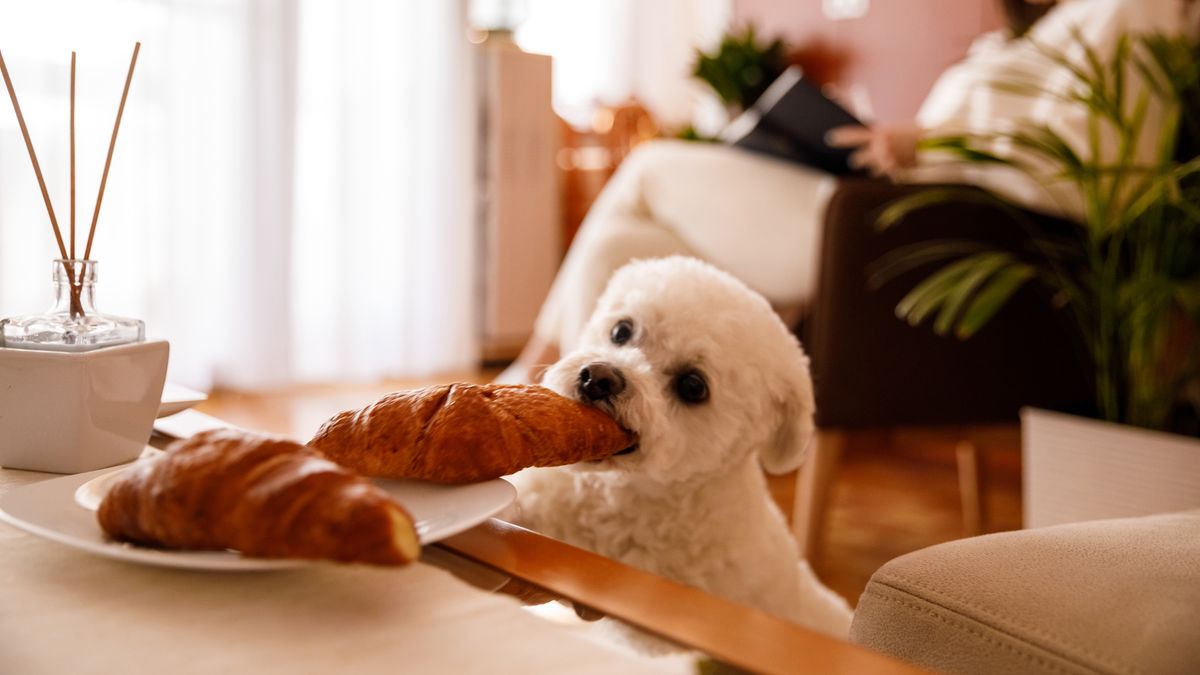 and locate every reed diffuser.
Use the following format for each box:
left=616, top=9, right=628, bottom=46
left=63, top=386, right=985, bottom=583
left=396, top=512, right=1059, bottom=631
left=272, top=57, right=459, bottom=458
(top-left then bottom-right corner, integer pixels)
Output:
left=0, top=44, right=168, bottom=473
left=0, top=44, right=144, bottom=351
